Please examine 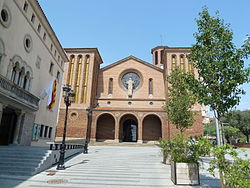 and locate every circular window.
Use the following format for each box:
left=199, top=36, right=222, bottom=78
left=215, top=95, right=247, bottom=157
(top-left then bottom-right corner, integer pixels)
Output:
left=121, top=72, right=140, bottom=90
left=23, top=34, right=32, bottom=53
left=70, top=112, right=78, bottom=121
left=1, top=9, right=8, bottom=22
left=0, top=5, right=11, bottom=28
